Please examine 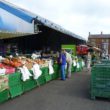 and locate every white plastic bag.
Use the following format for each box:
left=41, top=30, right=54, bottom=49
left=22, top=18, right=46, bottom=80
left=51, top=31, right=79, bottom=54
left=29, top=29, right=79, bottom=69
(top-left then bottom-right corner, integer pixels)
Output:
left=49, top=61, right=54, bottom=75
left=77, top=62, right=80, bottom=69
left=19, top=66, right=32, bottom=81
left=32, top=64, right=42, bottom=79
left=82, top=61, right=85, bottom=67
left=73, top=60, right=77, bottom=66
